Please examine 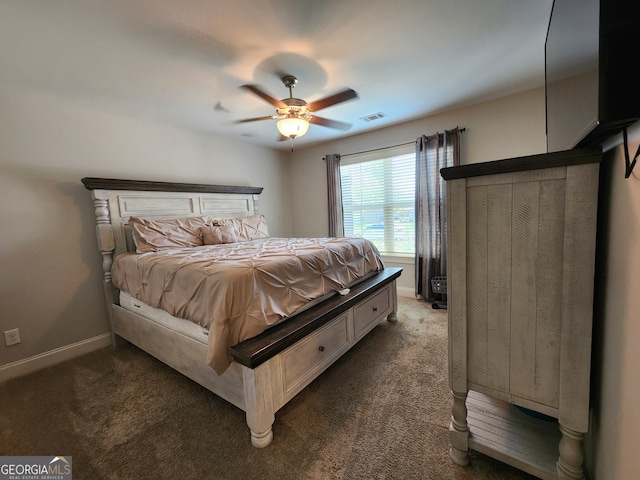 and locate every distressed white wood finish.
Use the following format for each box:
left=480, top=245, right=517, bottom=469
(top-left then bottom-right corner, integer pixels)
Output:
left=281, top=312, right=352, bottom=400
left=443, top=150, right=600, bottom=479
left=112, top=304, right=247, bottom=409
left=83, top=179, right=399, bottom=448
left=104, top=190, right=258, bottom=258
left=466, top=391, right=562, bottom=480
